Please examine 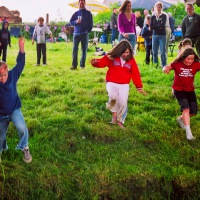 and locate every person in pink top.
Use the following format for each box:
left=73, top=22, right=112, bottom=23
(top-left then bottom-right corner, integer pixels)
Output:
left=90, top=40, right=146, bottom=128
left=163, top=47, right=200, bottom=140
left=117, top=0, right=137, bottom=51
